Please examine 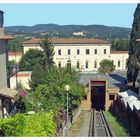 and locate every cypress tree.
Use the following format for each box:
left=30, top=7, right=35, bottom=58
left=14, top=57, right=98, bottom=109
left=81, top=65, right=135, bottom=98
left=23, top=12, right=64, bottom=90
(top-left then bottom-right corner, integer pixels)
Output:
left=127, top=4, right=140, bottom=87
left=40, top=35, right=55, bottom=69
